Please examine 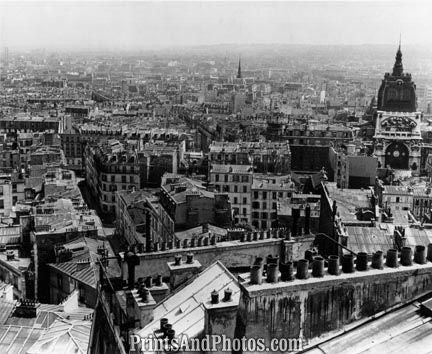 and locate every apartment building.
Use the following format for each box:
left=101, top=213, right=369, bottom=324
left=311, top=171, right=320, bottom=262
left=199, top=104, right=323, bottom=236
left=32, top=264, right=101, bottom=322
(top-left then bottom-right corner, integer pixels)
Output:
left=251, top=175, right=296, bottom=229
left=209, top=164, right=253, bottom=225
